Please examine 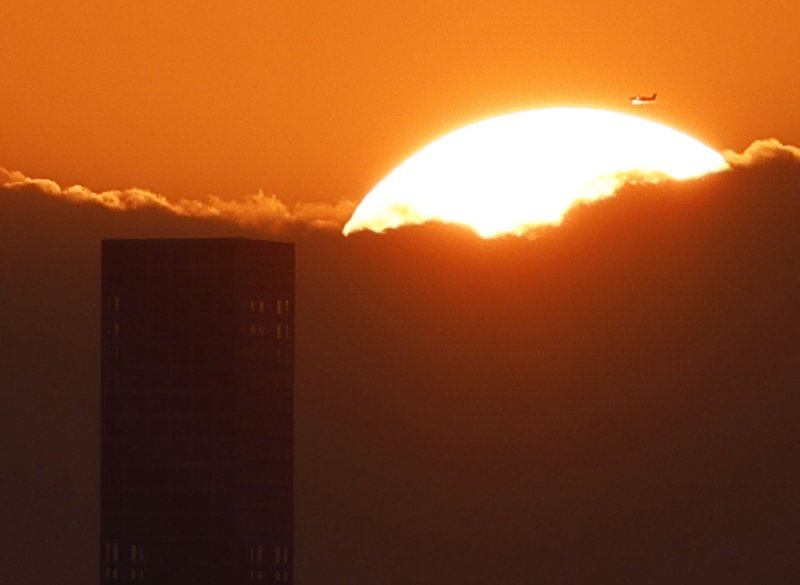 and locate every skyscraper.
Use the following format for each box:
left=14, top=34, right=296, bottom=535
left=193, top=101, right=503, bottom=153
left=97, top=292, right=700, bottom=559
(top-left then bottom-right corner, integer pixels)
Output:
left=100, top=238, right=294, bottom=585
